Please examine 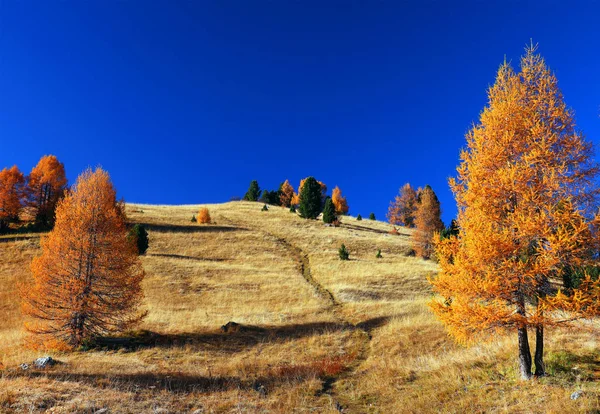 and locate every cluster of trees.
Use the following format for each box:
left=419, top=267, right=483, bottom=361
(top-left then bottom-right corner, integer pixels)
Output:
left=242, top=178, right=350, bottom=222
left=0, top=155, right=67, bottom=232
left=387, top=183, right=445, bottom=259
left=430, top=46, right=600, bottom=380
left=21, top=168, right=145, bottom=350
